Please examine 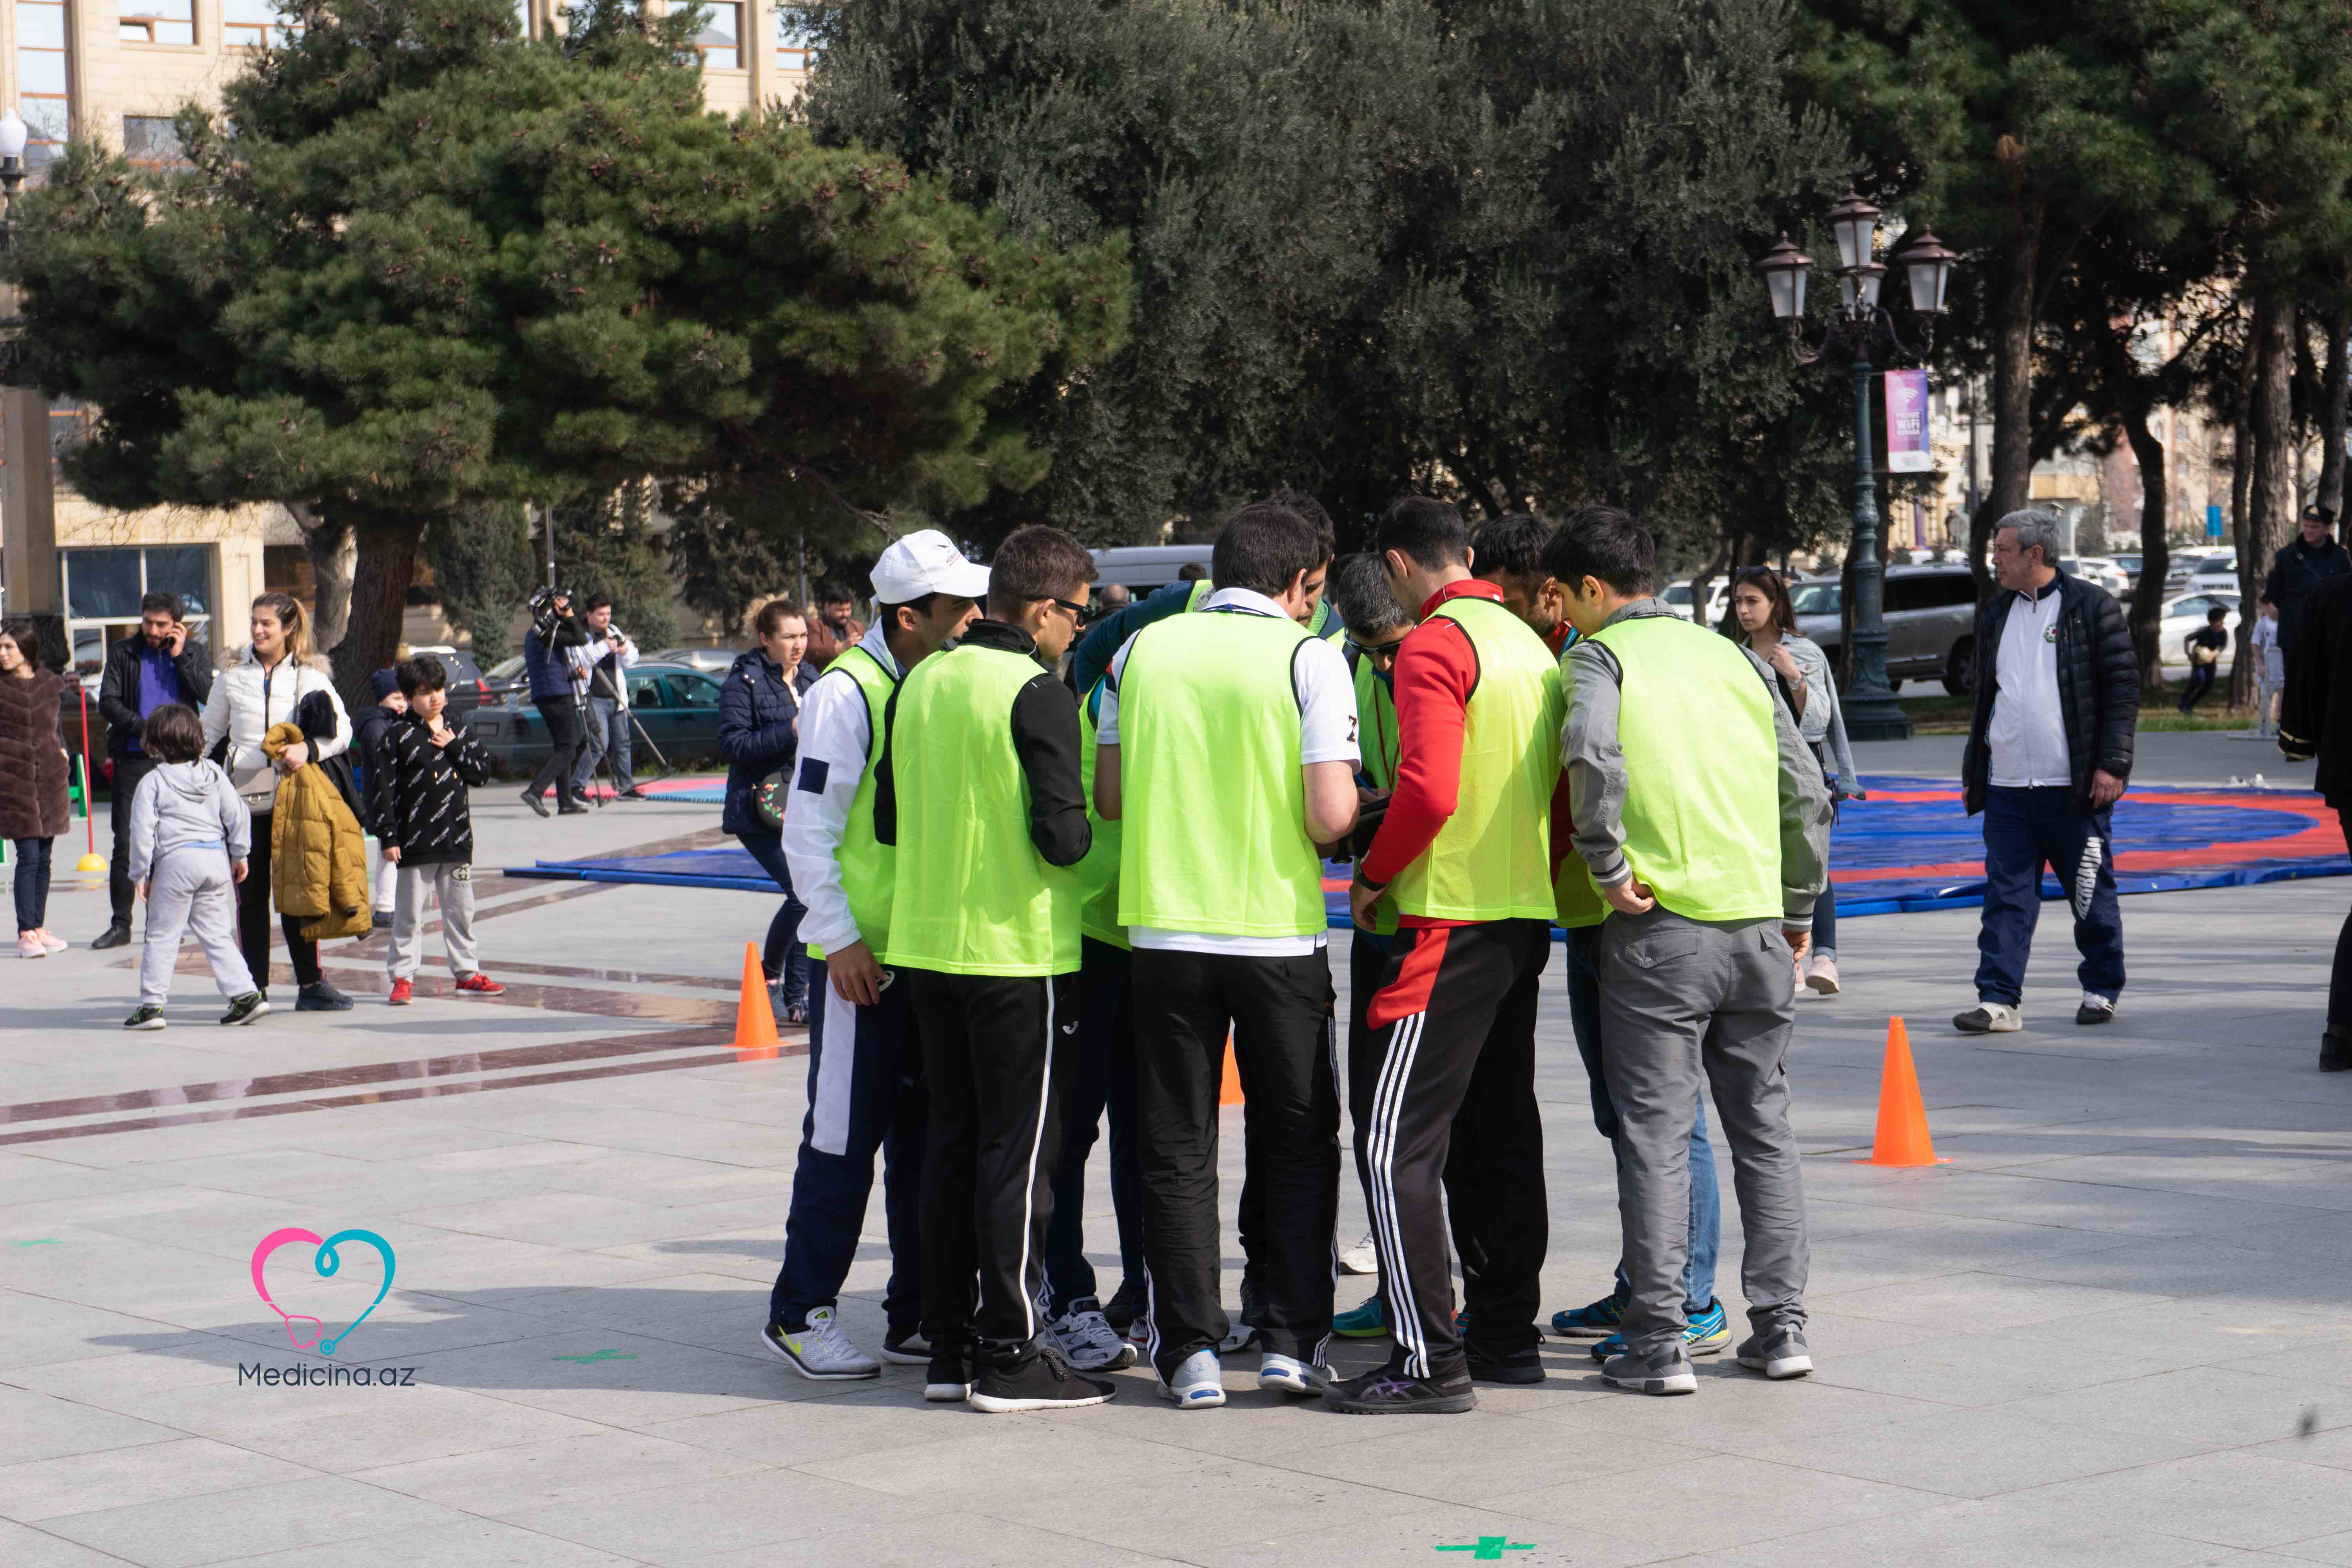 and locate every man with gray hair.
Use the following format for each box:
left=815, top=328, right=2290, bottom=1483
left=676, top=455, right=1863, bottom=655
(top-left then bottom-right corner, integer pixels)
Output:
left=1955, top=510, right=2138, bottom=1033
